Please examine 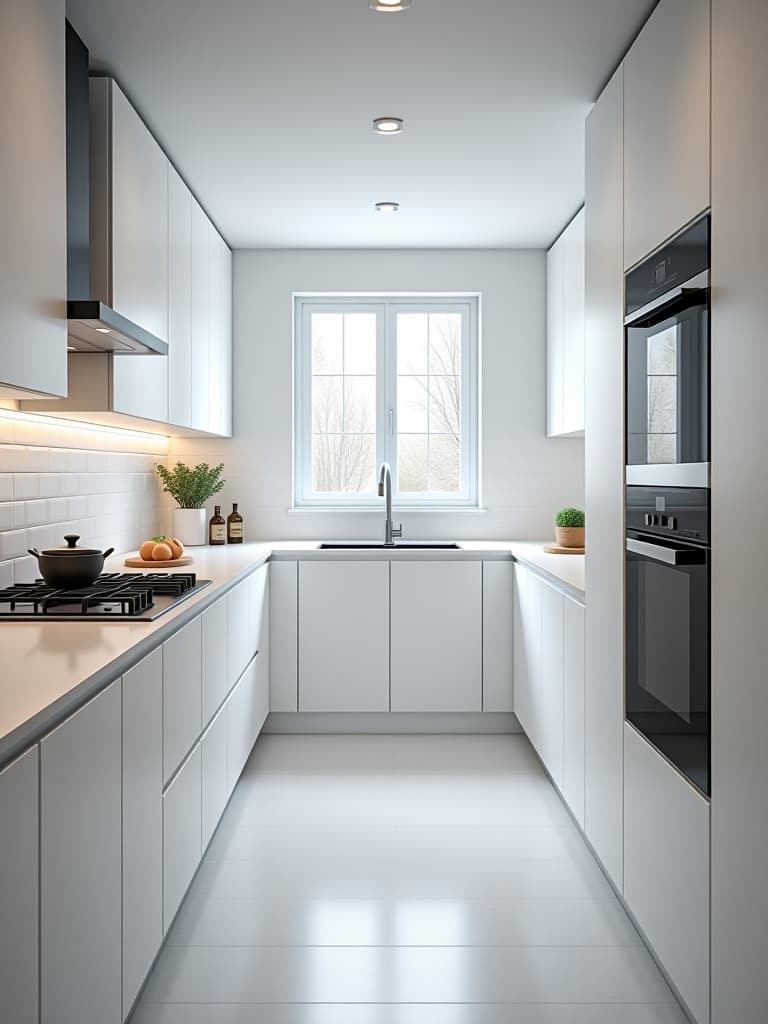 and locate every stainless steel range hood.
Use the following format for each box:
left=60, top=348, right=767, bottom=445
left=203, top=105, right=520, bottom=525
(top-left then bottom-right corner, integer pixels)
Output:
left=65, top=23, right=167, bottom=356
